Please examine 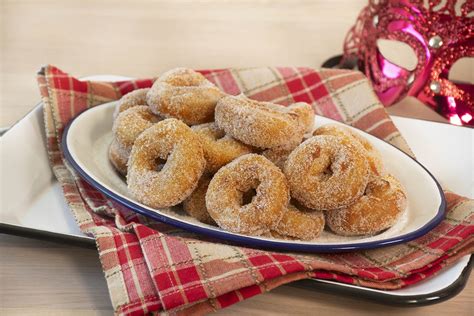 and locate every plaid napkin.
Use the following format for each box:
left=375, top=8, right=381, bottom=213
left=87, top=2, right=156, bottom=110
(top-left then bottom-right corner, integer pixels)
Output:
left=38, top=65, right=473, bottom=315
